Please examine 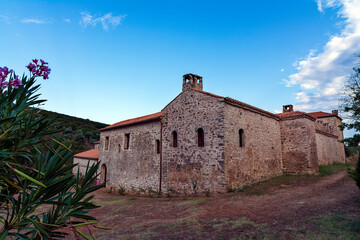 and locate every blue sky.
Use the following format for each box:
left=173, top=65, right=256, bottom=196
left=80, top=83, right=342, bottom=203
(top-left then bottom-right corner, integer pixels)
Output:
left=1, top=0, right=360, bottom=137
